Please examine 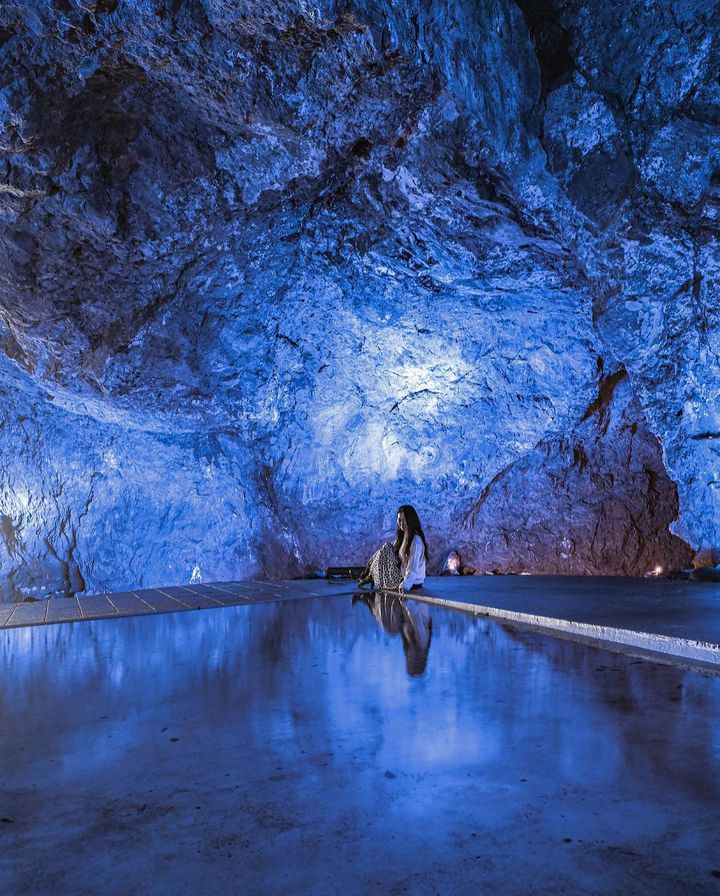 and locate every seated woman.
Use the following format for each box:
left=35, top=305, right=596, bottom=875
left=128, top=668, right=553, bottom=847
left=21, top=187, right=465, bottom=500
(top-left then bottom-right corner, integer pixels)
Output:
left=358, top=504, right=428, bottom=592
